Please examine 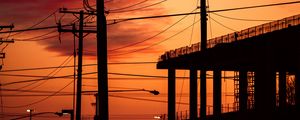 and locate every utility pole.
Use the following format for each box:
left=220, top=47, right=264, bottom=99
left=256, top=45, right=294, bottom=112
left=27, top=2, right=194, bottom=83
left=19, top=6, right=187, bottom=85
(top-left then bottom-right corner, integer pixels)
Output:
left=58, top=9, right=96, bottom=120
left=96, top=0, right=109, bottom=120
left=76, top=11, right=84, bottom=120
left=200, top=0, right=207, bottom=119
left=0, top=24, right=14, bottom=67
left=0, top=24, right=14, bottom=119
